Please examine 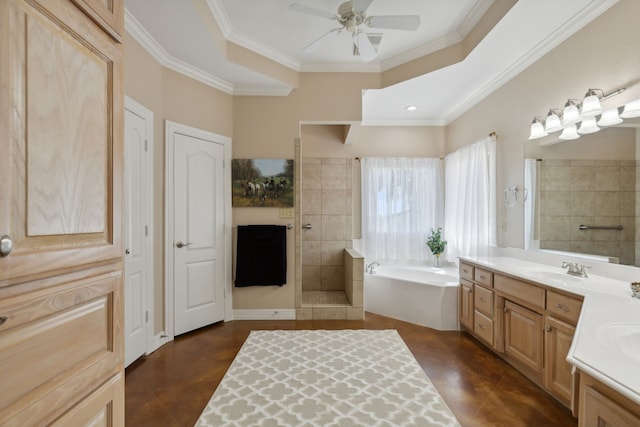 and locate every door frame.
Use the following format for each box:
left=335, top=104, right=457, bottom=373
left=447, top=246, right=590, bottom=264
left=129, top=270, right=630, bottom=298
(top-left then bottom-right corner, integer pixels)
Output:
left=124, top=96, right=155, bottom=357
left=164, top=120, right=232, bottom=339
